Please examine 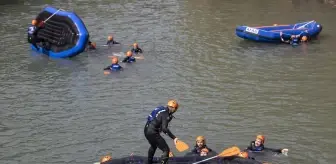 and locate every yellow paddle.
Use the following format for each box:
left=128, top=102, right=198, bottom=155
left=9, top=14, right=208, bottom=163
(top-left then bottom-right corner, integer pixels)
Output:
left=175, top=140, right=189, bottom=152
left=192, top=146, right=241, bottom=164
